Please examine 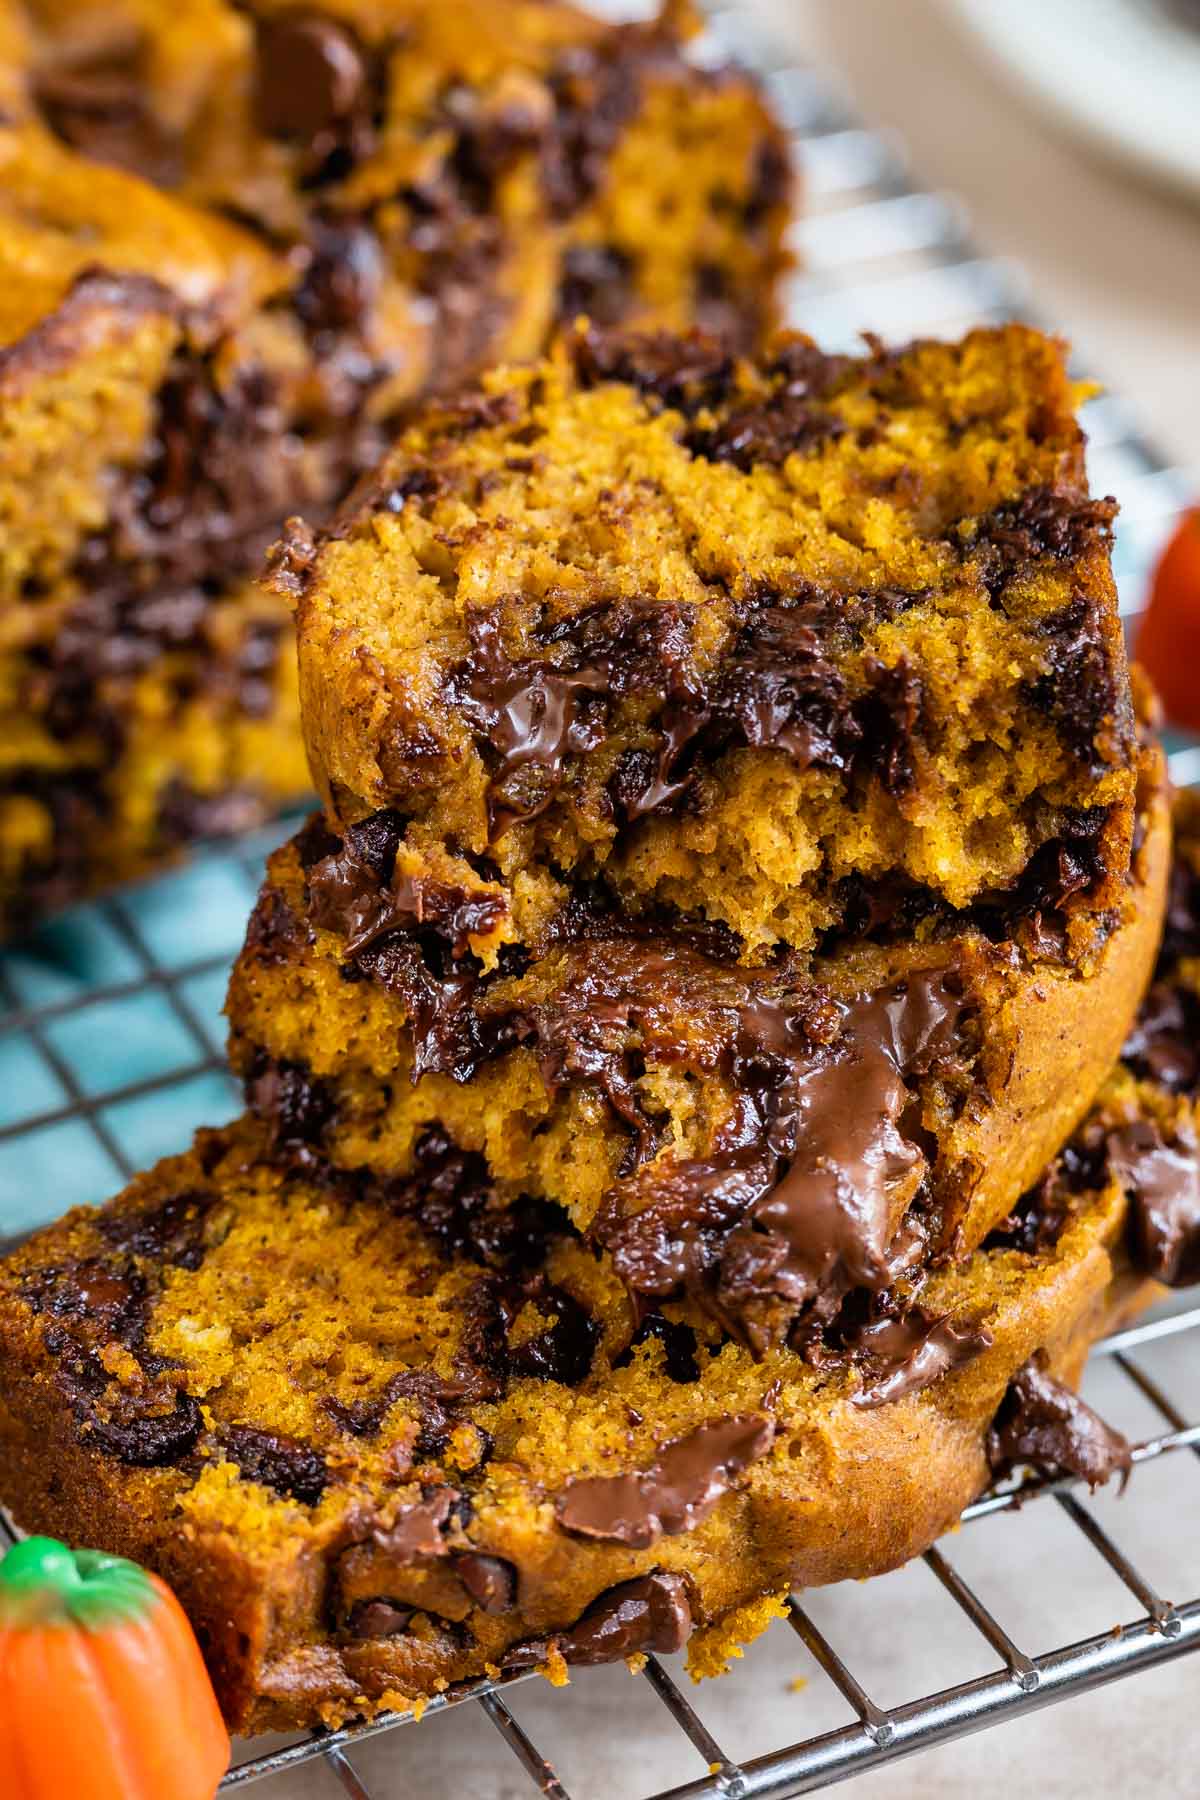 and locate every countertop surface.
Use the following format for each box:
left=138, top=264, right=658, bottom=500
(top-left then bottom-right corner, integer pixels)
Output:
left=246, top=6, right=1200, bottom=1793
